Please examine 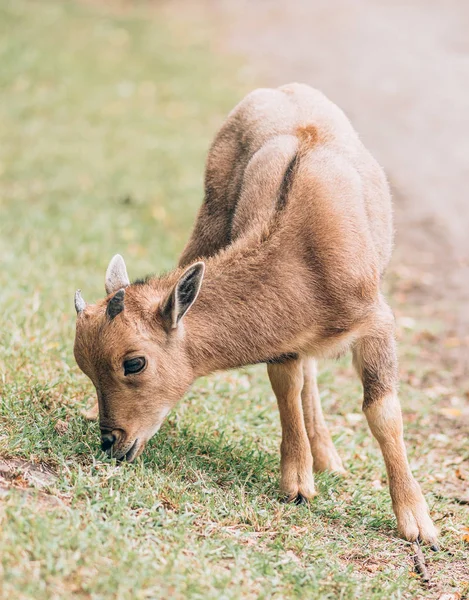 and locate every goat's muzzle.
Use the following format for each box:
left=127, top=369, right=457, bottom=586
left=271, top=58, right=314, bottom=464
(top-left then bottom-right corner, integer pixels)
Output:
left=101, top=431, right=117, bottom=451
left=100, top=428, right=142, bottom=462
